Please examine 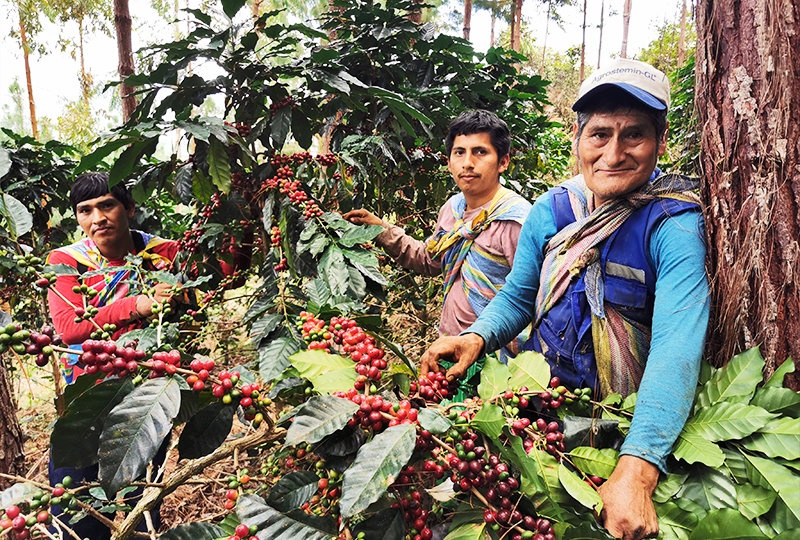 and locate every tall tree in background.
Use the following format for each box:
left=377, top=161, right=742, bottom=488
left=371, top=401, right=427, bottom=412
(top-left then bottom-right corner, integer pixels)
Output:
left=677, top=0, right=688, bottom=67
left=596, top=0, right=604, bottom=68
left=474, top=0, right=509, bottom=46
left=620, top=0, right=631, bottom=57
left=579, top=0, right=586, bottom=81
left=463, top=0, right=472, bottom=39
left=114, top=0, right=137, bottom=122
left=697, top=0, right=800, bottom=388
left=48, top=0, right=113, bottom=105
left=13, top=0, right=45, bottom=138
